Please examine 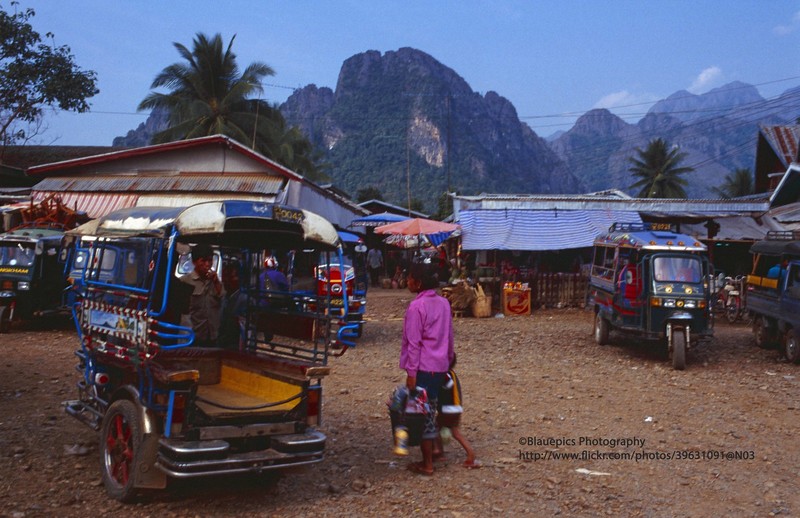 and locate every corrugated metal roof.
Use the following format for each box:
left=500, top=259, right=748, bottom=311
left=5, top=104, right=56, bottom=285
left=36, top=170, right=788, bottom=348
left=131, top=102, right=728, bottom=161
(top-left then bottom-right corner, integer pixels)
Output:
left=137, top=193, right=272, bottom=207
left=26, top=135, right=304, bottom=182
left=453, top=193, right=769, bottom=215
left=34, top=191, right=139, bottom=218
left=679, top=215, right=785, bottom=241
left=769, top=200, right=800, bottom=223
left=33, top=174, right=284, bottom=195
left=760, top=125, right=800, bottom=168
